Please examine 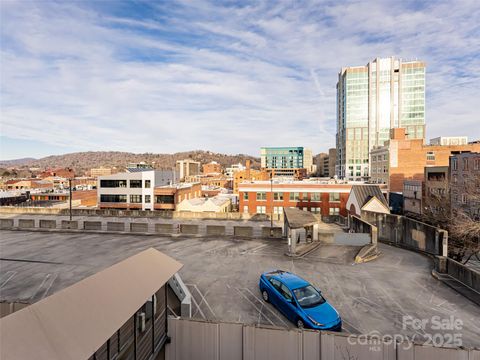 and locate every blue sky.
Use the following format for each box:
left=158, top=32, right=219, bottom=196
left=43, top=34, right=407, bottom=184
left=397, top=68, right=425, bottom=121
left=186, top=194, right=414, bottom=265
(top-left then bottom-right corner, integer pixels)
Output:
left=1, top=0, right=479, bottom=160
